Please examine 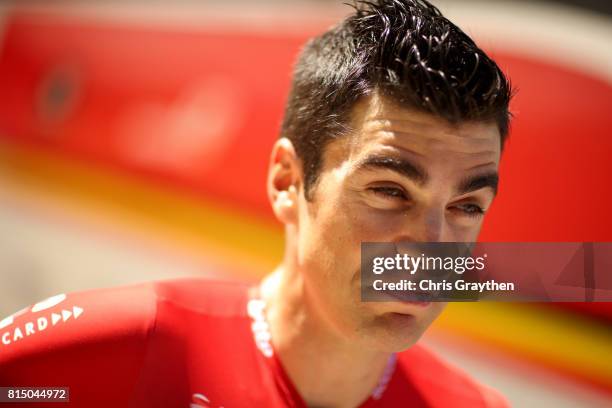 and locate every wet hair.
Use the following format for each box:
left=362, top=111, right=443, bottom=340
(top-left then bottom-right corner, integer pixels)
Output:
left=280, top=0, right=514, bottom=199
